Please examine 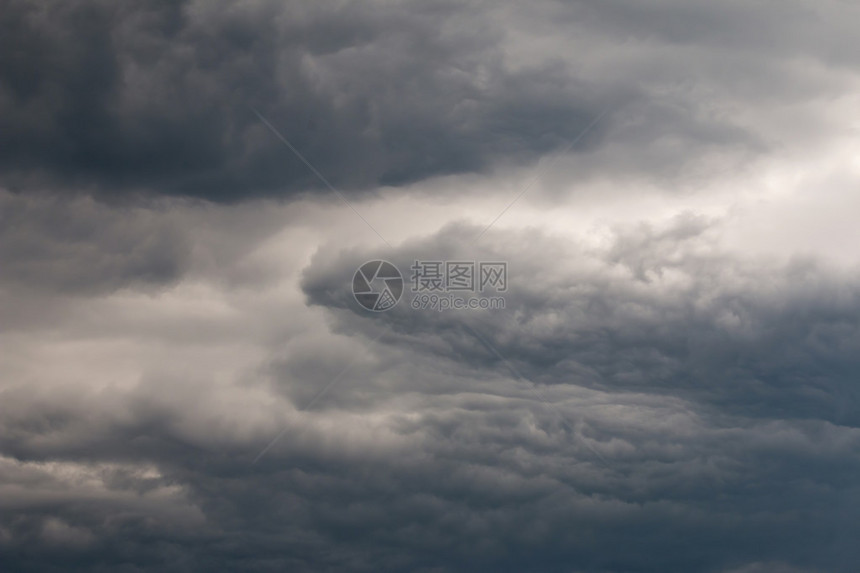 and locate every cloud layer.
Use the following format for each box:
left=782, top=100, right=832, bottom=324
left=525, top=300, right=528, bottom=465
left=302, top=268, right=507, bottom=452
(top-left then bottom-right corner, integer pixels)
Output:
left=1, top=188, right=859, bottom=572
left=6, top=0, right=858, bottom=200
left=2, top=0, right=860, bottom=572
